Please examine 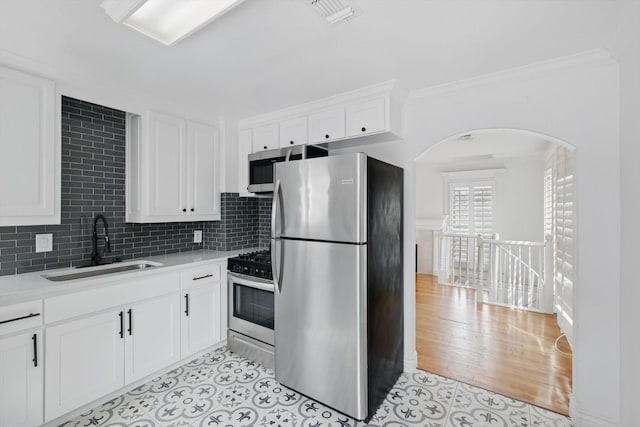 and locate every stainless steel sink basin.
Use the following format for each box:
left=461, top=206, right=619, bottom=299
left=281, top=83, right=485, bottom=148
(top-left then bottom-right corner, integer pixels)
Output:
left=43, top=261, right=162, bottom=282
